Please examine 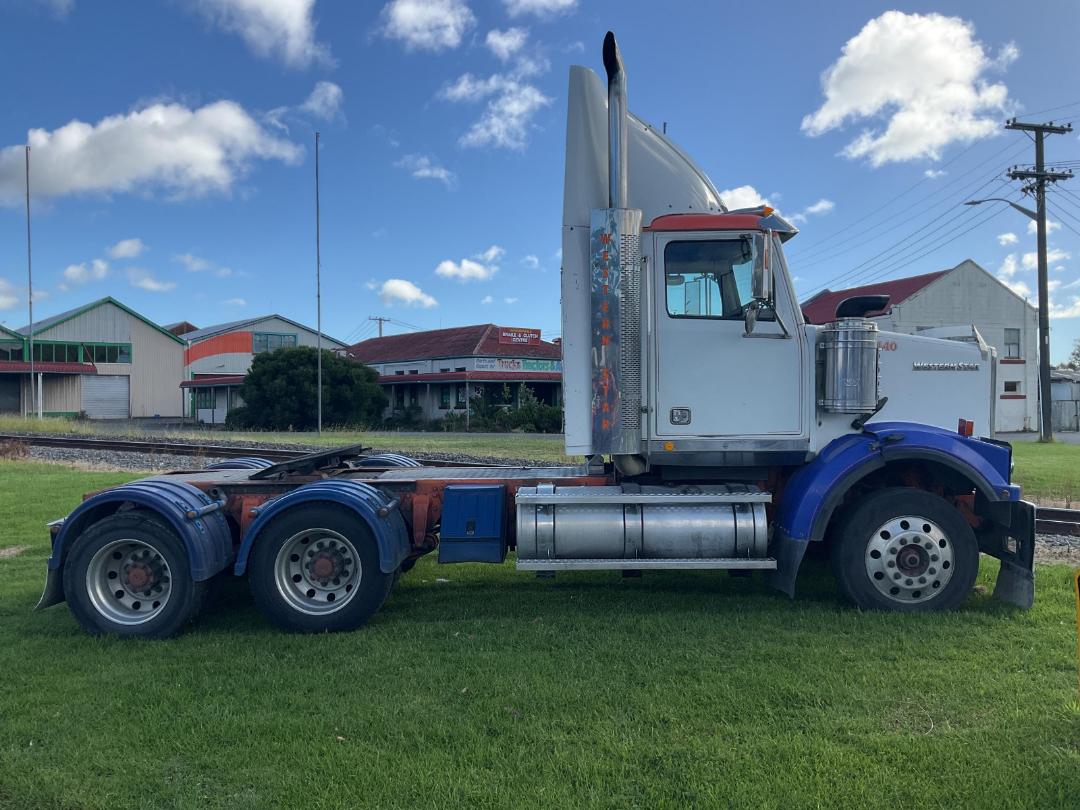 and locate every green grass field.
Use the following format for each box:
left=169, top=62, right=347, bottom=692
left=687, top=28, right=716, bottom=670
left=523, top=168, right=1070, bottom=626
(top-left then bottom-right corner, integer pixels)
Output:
left=0, top=460, right=1078, bottom=809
